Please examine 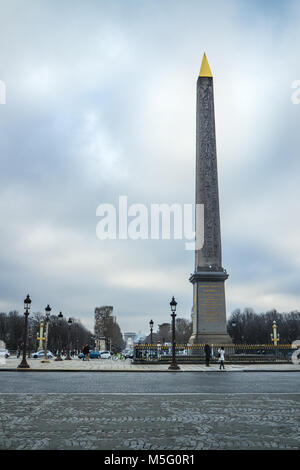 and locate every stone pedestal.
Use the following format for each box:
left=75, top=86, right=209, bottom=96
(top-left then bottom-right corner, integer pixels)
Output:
left=95, top=336, right=107, bottom=351
left=189, top=270, right=232, bottom=345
